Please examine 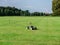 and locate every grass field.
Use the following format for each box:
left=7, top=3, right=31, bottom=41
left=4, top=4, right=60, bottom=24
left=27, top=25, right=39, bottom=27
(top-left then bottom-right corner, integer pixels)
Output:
left=0, top=16, right=60, bottom=45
